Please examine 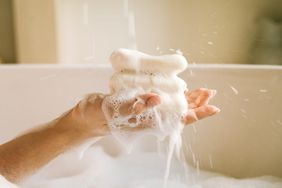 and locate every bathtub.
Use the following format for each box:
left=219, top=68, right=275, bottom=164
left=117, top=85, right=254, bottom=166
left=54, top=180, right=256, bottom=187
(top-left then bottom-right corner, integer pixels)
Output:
left=0, top=64, right=281, bottom=180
